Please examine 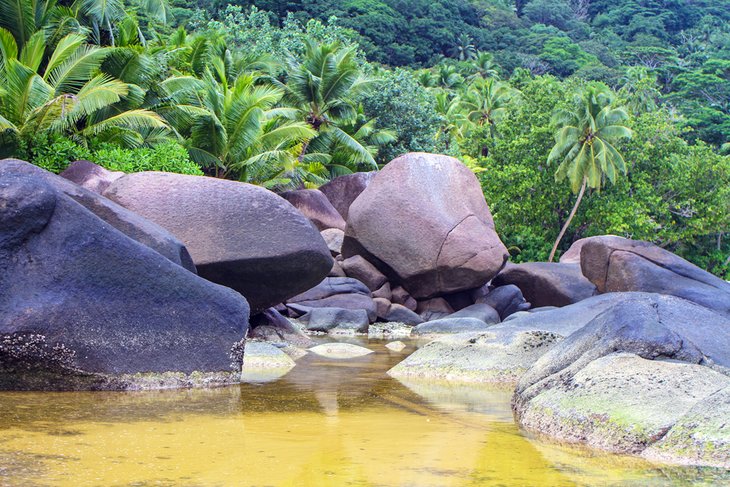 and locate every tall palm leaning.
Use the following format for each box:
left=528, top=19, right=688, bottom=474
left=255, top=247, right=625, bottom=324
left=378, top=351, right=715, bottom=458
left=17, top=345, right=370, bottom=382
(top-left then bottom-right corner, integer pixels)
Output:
left=276, top=40, right=376, bottom=172
left=547, top=86, right=633, bottom=262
